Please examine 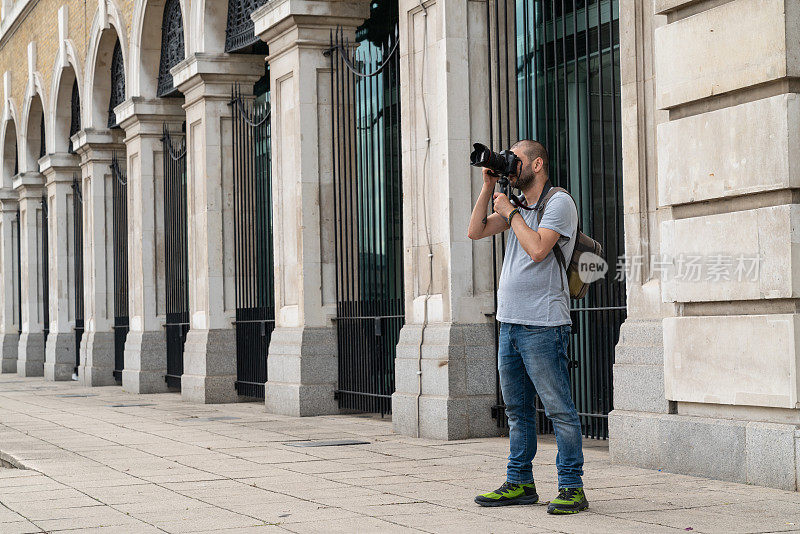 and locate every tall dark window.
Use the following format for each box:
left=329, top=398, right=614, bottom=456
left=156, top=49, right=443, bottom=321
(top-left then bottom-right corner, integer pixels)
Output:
left=68, top=79, right=81, bottom=154
left=225, top=0, right=267, bottom=52
left=157, top=0, right=185, bottom=97
left=108, top=41, right=125, bottom=128
left=39, top=112, right=45, bottom=159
